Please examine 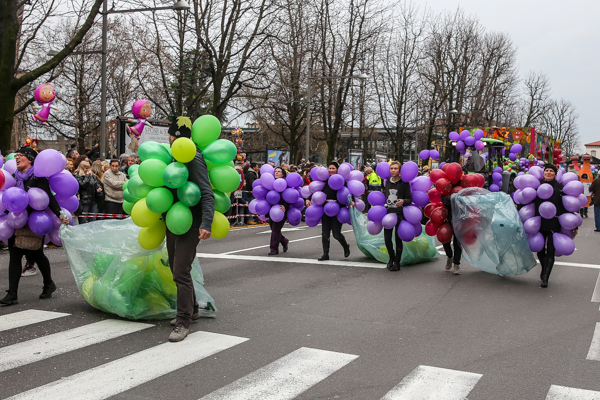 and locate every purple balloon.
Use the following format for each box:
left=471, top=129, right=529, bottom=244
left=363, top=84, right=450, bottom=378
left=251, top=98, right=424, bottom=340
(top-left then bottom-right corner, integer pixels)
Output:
left=48, top=226, right=62, bottom=246
left=511, top=144, right=523, bottom=154
left=3, top=187, right=29, bottom=213
left=430, top=150, right=440, bottom=160
left=305, top=217, right=320, bottom=227
left=287, top=207, right=302, bottom=222
left=28, top=187, right=50, bottom=211
left=508, top=153, right=517, bottom=161
left=459, top=130, right=470, bottom=140
left=355, top=199, right=365, bottom=212
left=576, top=212, right=583, bottom=227
left=282, top=188, right=299, bottom=204
left=292, top=198, right=305, bottom=209
left=456, top=141, right=465, bottom=152
left=253, top=185, right=268, bottom=200
left=316, top=167, right=330, bottom=181
left=398, top=220, right=415, bottom=242
left=474, top=129, right=484, bottom=140
left=341, top=162, right=354, bottom=171
left=260, top=164, right=274, bottom=175
left=448, top=131, right=460, bottom=141
left=493, top=167, right=503, bottom=174
left=273, top=178, right=287, bottom=192
left=563, top=180, right=584, bottom=197
left=28, top=210, right=53, bottom=236
left=255, top=199, right=271, bottom=215
left=553, top=233, right=575, bottom=256
left=286, top=172, right=303, bottom=188
left=529, top=166, right=544, bottom=180
left=367, top=220, right=383, bottom=235
left=55, top=195, right=79, bottom=213
left=489, top=184, right=499, bottom=192
left=560, top=227, right=576, bottom=239
left=539, top=201, right=557, bottom=219
left=537, top=183, right=553, bottom=200
left=401, top=161, right=419, bottom=183
left=492, top=172, right=503, bottom=183
left=411, top=176, right=432, bottom=192
left=309, top=180, right=325, bottom=193
left=252, top=179, right=262, bottom=189
left=412, top=222, right=422, bottom=237
left=376, top=162, right=391, bottom=180
left=523, top=216, right=541, bottom=235
left=311, top=191, right=327, bottom=206
left=520, top=187, right=537, bottom=204
left=558, top=213, right=579, bottom=230
left=4, top=159, right=17, bottom=174
left=419, top=150, right=430, bottom=160
left=0, top=215, right=14, bottom=241
left=519, top=203, right=535, bottom=222
left=324, top=202, right=340, bottom=217
left=336, top=187, right=351, bottom=205
left=347, top=180, right=365, bottom=196
left=45, top=207, right=61, bottom=228
left=305, top=205, right=324, bottom=220
left=2, top=170, right=16, bottom=189
left=464, top=136, right=475, bottom=146
left=300, top=186, right=312, bottom=199
left=269, top=205, right=285, bottom=222
left=368, top=191, right=386, bottom=207
left=520, top=174, right=540, bottom=189
left=328, top=174, right=345, bottom=191
left=266, top=190, right=281, bottom=205
left=338, top=164, right=351, bottom=180
left=528, top=232, right=545, bottom=252
left=60, top=208, right=73, bottom=226
left=561, top=172, right=578, bottom=185
left=475, top=140, right=485, bottom=151
left=562, top=195, right=581, bottom=213
left=260, top=173, right=275, bottom=190
left=367, top=205, right=387, bottom=222
left=309, top=167, right=320, bottom=181
left=248, top=199, right=258, bottom=214
left=411, top=190, right=430, bottom=207
left=578, top=193, right=589, bottom=208
left=33, top=149, right=66, bottom=178
left=382, top=213, right=398, bottom=229
left=49, top=172, right=79, bottom=197
left=513, top=189, right=522, bottom=204
left=348, top=170, right=364, bottom=181
left=337, top=207, right=350, bottom=224
left=7, top=210, right=28, bottom=229
left=403, top=205, right=422, bottom=225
